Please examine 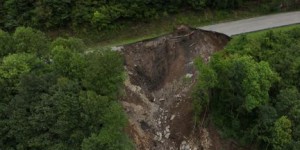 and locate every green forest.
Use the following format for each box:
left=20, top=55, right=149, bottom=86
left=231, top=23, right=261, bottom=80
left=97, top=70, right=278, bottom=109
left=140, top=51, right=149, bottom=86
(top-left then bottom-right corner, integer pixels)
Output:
left=0, top=0, right=298, bottom=32
left=0, top=0, right=247, bottom=30
left=194, top=27, right=300, bottom=149
left=1, top=0, right=300, bottom=150
left=0, top=27, right=133, bottom=149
